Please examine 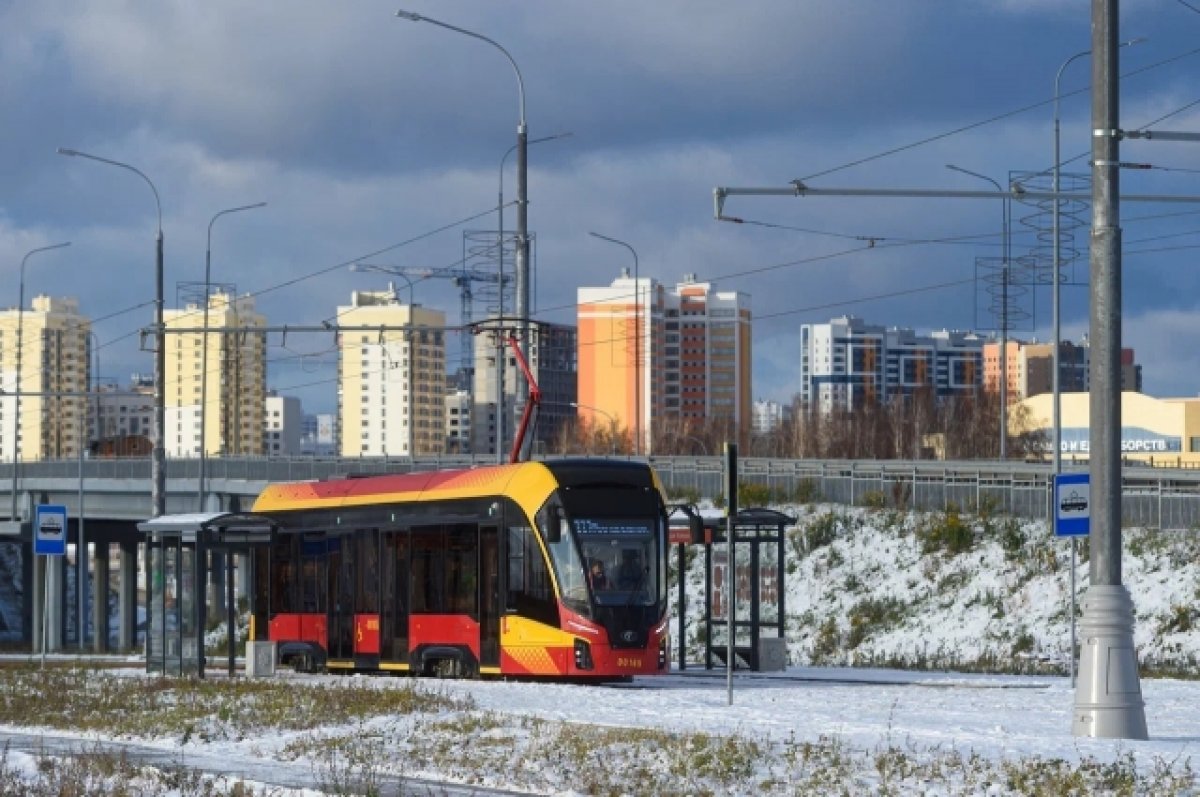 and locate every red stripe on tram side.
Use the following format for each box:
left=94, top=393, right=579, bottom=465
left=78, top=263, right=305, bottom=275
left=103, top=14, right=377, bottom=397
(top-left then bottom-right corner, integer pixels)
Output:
left=408, top=615, right=481, bottom=660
